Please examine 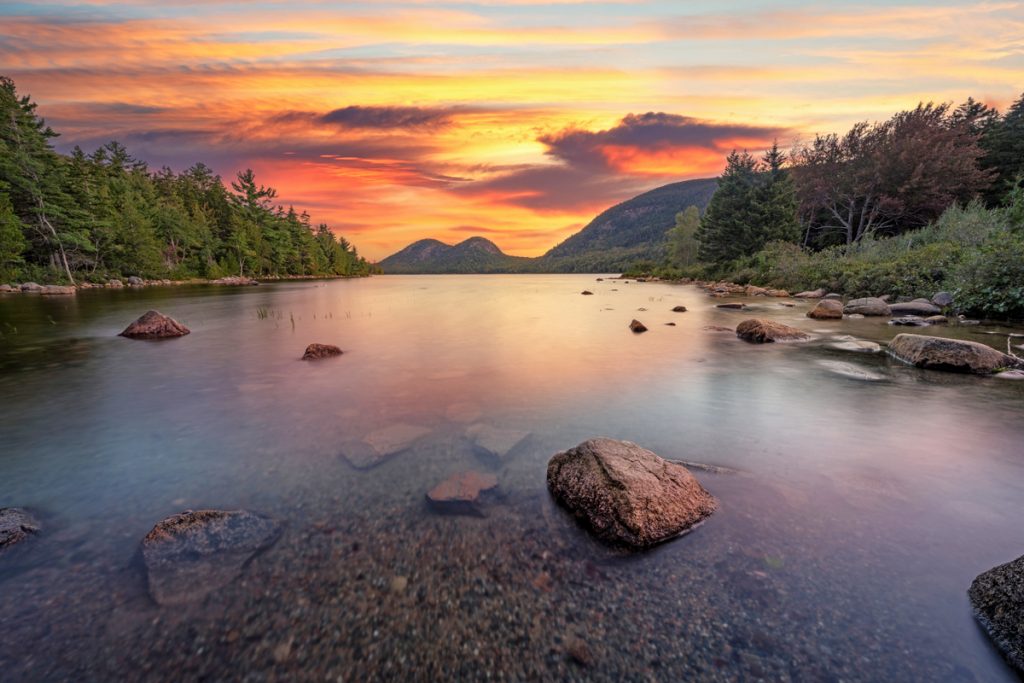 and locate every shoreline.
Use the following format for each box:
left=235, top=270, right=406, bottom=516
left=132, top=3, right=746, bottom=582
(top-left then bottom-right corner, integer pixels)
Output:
left=0, top=273, right=370, bottom=296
